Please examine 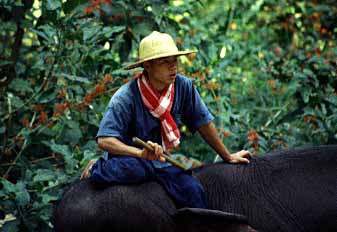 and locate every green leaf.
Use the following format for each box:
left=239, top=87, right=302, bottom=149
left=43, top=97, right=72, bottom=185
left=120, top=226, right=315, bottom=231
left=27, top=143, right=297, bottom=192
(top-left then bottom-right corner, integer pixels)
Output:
left=41, top=194, right=58, bottom=204
left=63, top=121, right=82, bottom=144
left=132, top=21, right=154, bottom=38
left=39, top=126, right=57, bottom=137
left=83, top=25, right=102, bottom=42
left=0, top=189, right=4, bottom=198
left=51, top=143, right=72, bottom=157
left=101, top=26, right=125, bottom=38
left=43, top=140, right=72, bottom=157
left=46, top=0, right=62, bottom=10
left=1, top=180, right=31, bottom=206
left=36, top=89, right=57, bottom=103
left=9, top=78, right=33, bottom=93
left=20, top=128, right=32, bottom=141
left=111, top=68, right=131, bottom=76
left=15, top=182, right=30, bottom=206
left=115, top=0, right=128, bottom=9
left=320, top=103, right=327, bottom=115
left=1, top=179, right=16, bottom=193
left=64, top=155, right=77, bottom=172
left=0, top=60, right=12, bottom=66
left=33, top=169, right=55, bottom=182
left=7, top=92, right=24, bottom=109
left=82, top=140, right=98, bottom=151
left=63, top=0, right=87, bottom=13
left=42, top=141, right=78, bottom=173
left=301, top=89, right=311, bottom=103
left=35, top=25, right=57, bottom=44
left=55, top=73, right=91, bottom=83
left=307, top=56, right=324, bottom=64
left=2, top=219, right=19, bottom=232
left=80, top=150, right=96, bottom=165
left=30, top=28, right=50, bottom=43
